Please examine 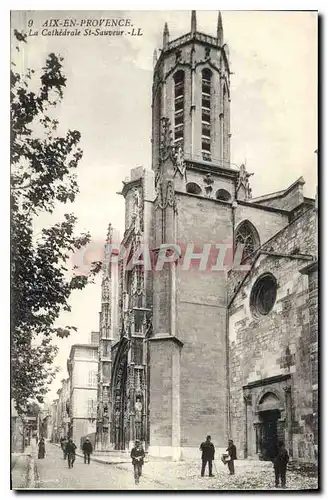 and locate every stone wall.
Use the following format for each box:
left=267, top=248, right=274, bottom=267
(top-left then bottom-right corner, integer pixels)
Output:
left=228, top=207, right=317, bottom=462
left=235, top=203, right=289, bottom=250
left=176, top=193, right=231, bottom=448
left=148, top=337, right=181, bottom=457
